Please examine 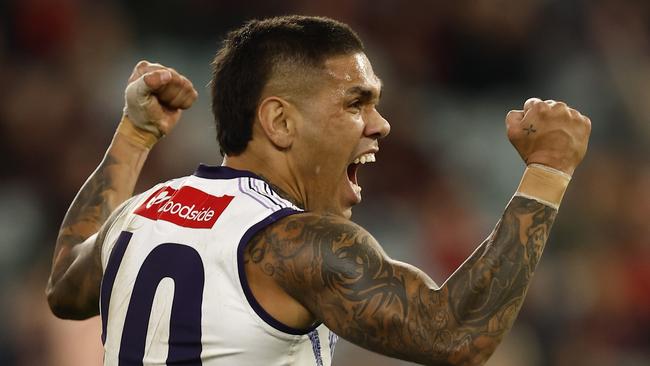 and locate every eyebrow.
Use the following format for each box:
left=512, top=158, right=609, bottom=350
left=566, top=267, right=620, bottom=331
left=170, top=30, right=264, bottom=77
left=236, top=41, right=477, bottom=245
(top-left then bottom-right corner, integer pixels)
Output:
left=345, top=78, right=383, bottom=103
